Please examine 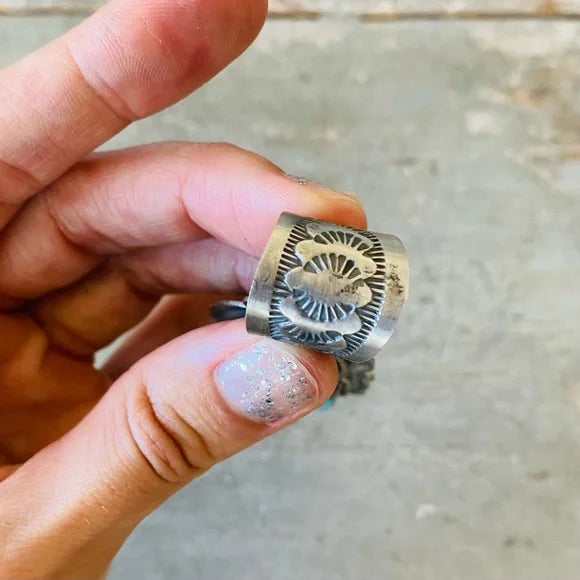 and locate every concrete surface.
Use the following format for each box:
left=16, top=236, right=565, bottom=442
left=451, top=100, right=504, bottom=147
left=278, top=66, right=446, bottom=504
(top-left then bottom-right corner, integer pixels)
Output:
left=2, top=12, right=580, bottom=580
left=3, top=0, right=580, bottom=16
